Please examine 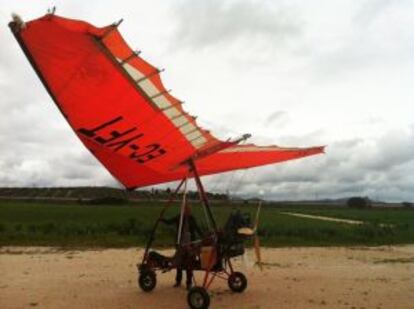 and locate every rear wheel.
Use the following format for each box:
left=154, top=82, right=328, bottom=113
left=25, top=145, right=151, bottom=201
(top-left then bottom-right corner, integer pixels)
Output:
left=228, top=272, right=247, bottom=293
left=187, top=286, right=210, bottom=309
left=138, top=269, right=156, bottom=292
